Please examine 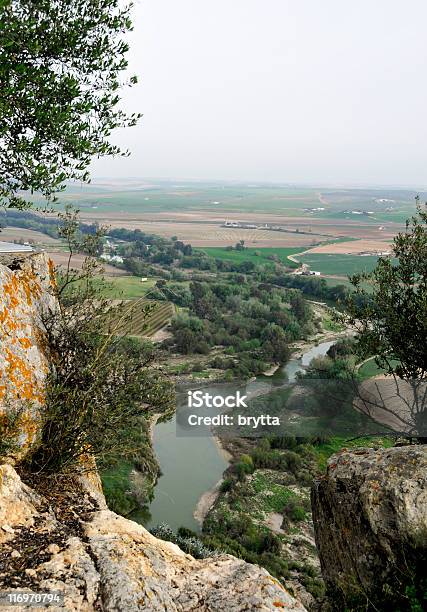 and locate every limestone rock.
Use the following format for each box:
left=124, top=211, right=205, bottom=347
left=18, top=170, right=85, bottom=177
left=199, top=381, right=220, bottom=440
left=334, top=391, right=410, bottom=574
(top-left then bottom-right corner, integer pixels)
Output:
left=0, top=465, right=307, bottom=611
left=311, top=445, right=427, bottom=610
left=0, top=253, right=57, bottom=457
